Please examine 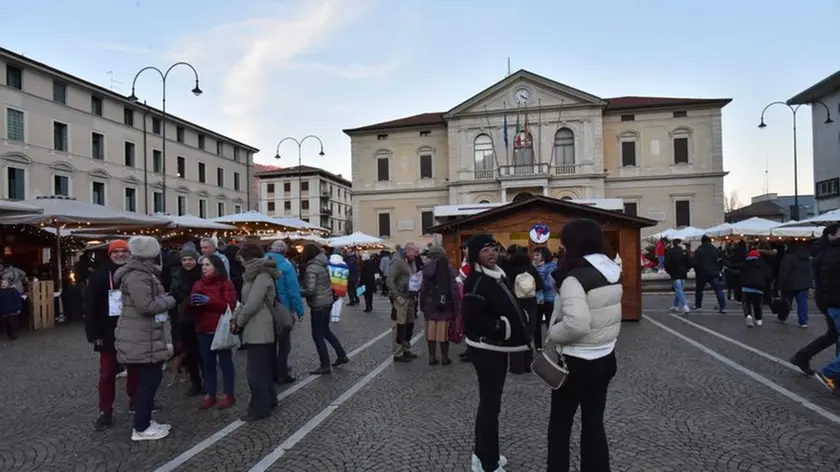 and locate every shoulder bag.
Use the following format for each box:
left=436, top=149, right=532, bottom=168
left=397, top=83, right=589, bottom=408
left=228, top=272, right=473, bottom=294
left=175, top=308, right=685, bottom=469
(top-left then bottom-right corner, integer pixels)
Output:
left=530, top=307, right=569, bottom=390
